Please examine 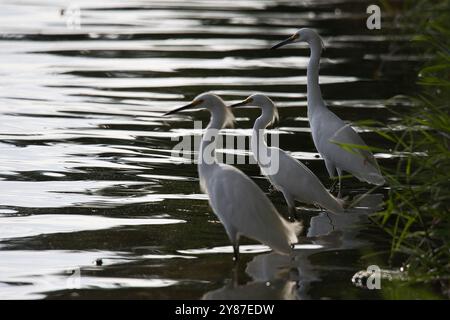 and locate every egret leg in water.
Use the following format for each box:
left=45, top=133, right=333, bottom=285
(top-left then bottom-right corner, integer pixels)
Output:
left=271, top=28, right=385, bottom=191
left=229, top=94, right=344, bottom=216
left=233, top=242, right=239, bottom=262
left=164, top=93, right=301, bottom=260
